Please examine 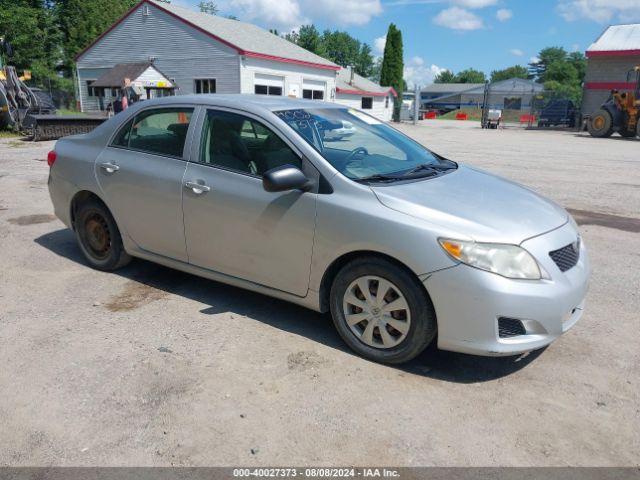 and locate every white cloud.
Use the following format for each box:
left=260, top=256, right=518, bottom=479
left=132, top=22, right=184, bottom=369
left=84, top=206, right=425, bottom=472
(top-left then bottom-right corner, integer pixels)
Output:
left=228, top=0, right=382, bottom=29
left=229, top=0, right=305, bottom=28
left=433, top=6, right=484, bottom=30
left=557, top=0, right=640, bottom=23
left=404, top=56, right=447, bottom=88
left=302, top=0, right=382, bottom=26
left=510, top=48, right=524, bottom=56
left=374, top=35, right=387, bottom=55
left=496, top=8, right=512, bottom=21
left=571, top=43, right=580, bottom=52
left=451, top=0, right=497, bottom=7
left=530, top=56, right=541, bottom=64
